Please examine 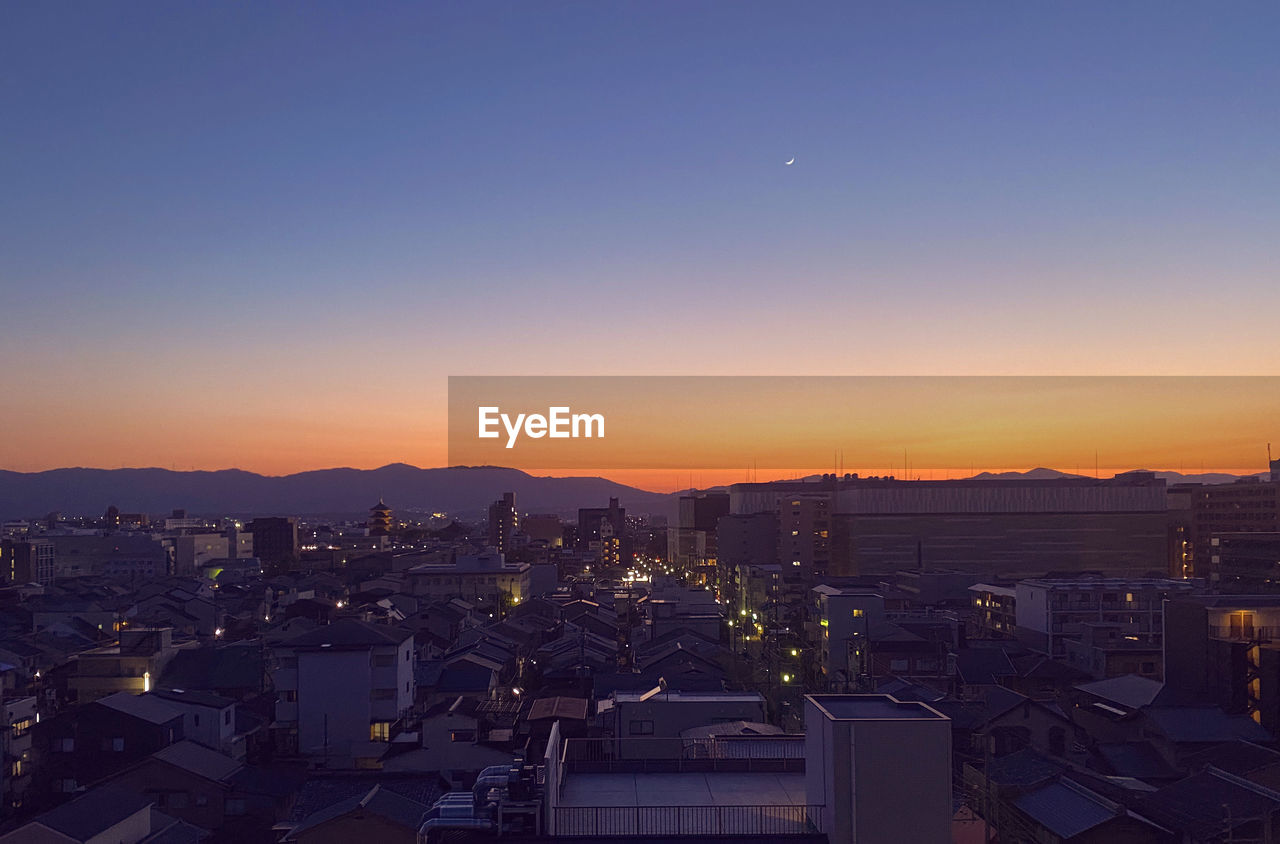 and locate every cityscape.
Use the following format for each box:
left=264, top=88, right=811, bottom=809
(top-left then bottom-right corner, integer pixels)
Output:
left=2, top=460, right=1280, bottom=842
left=4, top=2, right=1280, bottom=843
